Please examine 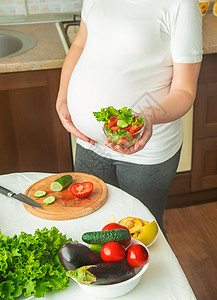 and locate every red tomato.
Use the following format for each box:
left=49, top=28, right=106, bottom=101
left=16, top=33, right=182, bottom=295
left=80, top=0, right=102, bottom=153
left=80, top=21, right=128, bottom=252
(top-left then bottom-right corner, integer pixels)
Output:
left=100, top=242, right=126, bottom=262
left=126, top=244, right=149, bottom=268
left=129, top=124, right=143, bottom=136
left=70, top=182, right=93, bottom=198
left=102, top=223, right=131, bottom=248
left=110, top=126, right=119, bottom=133
left=122, top=124, right=132, bottom=131
left=102, top=223, right=128, bottom=231
left=108, top=115, right=118, bottom=128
